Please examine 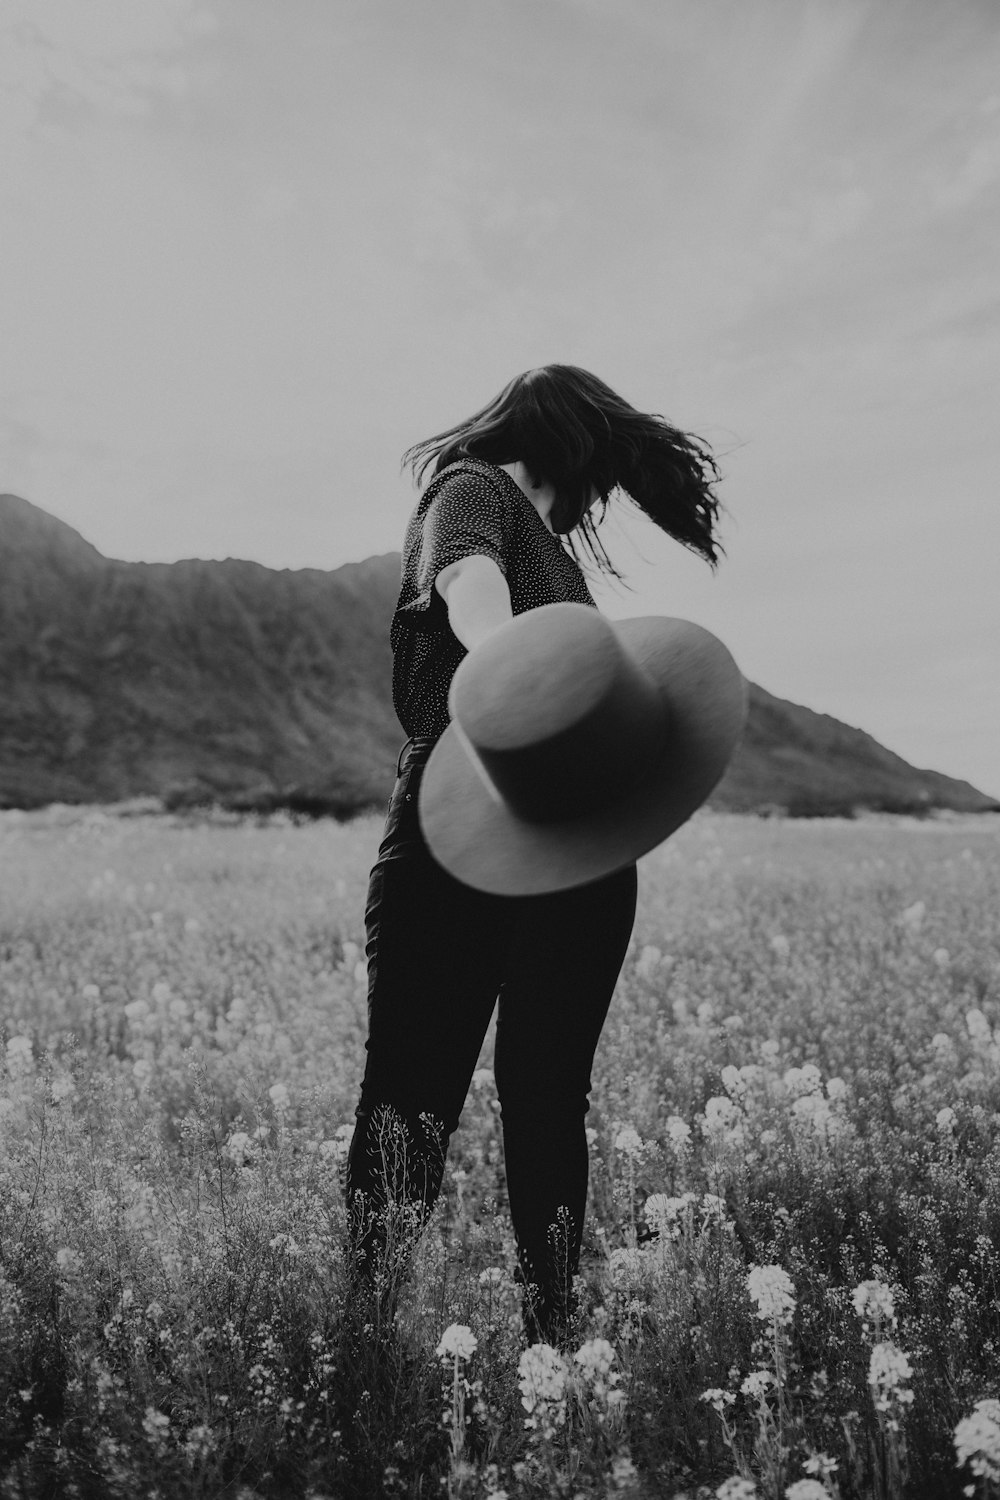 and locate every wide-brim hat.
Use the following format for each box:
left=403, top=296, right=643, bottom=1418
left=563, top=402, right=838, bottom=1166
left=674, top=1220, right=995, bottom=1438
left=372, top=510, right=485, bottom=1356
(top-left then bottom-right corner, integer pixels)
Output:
left=418, top=602, right=747, bottom=895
